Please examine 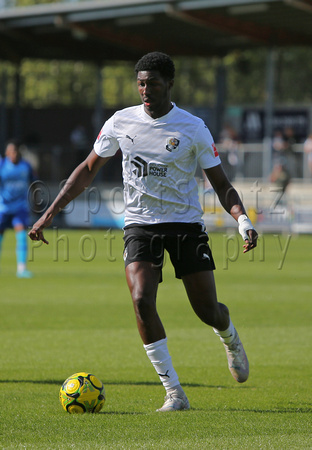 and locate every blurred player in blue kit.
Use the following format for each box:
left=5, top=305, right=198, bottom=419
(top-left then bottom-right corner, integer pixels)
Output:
left=0, top=139, right=36, bottom=278
left=29, top=52, right=258, bottom=411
